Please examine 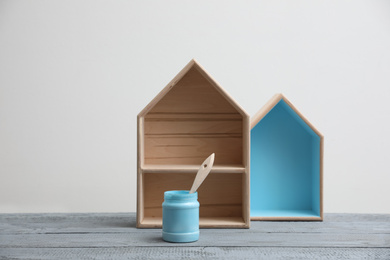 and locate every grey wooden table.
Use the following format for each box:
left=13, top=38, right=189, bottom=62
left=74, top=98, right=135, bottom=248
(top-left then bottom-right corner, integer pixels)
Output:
left=0, top=213, right=389, bottom=259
